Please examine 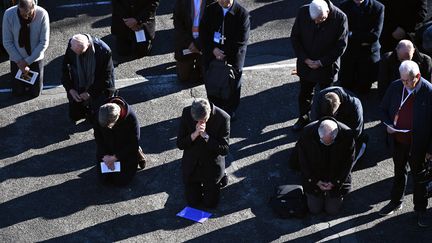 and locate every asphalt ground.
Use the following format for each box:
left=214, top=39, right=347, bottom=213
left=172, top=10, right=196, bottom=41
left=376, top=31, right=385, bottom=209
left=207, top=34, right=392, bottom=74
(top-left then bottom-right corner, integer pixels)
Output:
left=1, top=0, right=432, bottom=242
